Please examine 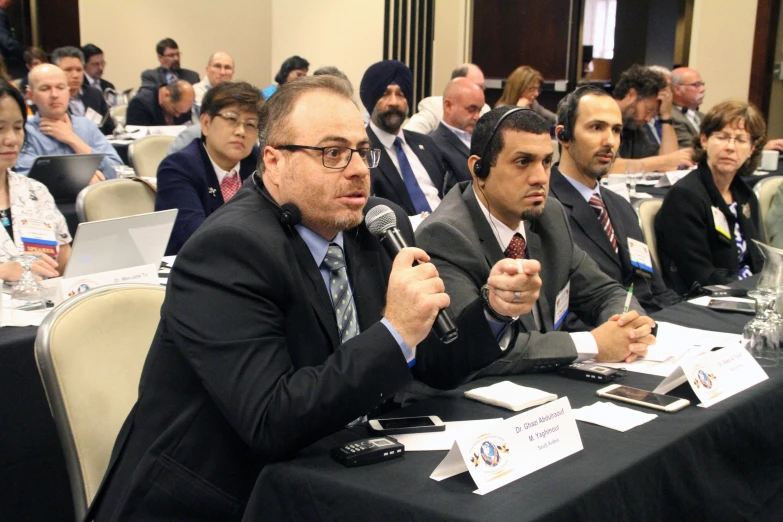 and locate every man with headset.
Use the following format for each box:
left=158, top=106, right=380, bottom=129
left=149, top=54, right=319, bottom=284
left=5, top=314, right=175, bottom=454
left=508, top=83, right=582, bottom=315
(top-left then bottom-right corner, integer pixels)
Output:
left=414, top=106, right=657, bottom=387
